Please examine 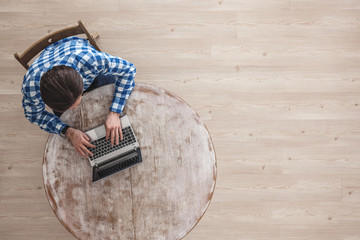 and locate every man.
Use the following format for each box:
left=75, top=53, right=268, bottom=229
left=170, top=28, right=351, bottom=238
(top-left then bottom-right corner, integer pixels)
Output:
left=21, top=36, right=136, bottom=158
